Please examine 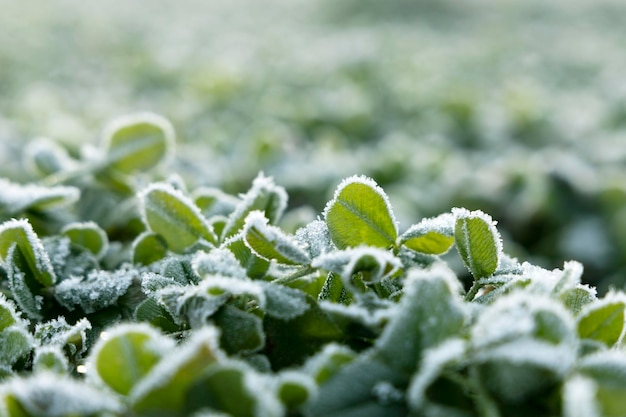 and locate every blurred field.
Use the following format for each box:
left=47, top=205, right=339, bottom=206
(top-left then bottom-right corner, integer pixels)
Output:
left=2, top=0, right=626, bottom=291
